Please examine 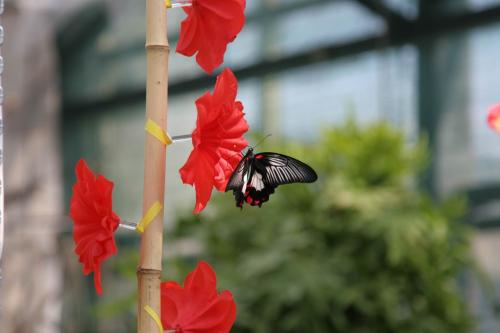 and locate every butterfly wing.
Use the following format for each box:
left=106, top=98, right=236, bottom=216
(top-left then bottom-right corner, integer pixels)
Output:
left=225, top=151, right=318, bottom=208
left=241, top=182, right=276, bottom=207
left=238, top=152, right=317, bottom=208
left=225, top=154, right=250, bottom=192
left=254, top=152, right=318, bottom=186
left=225, top=153, right=253, bottom=208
